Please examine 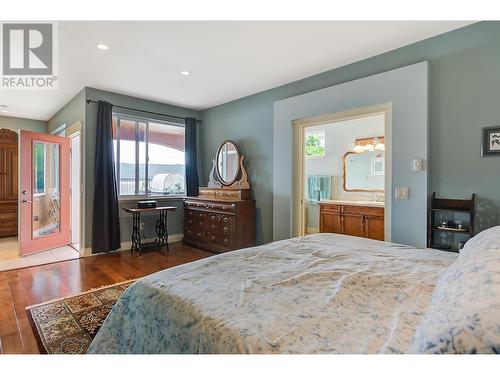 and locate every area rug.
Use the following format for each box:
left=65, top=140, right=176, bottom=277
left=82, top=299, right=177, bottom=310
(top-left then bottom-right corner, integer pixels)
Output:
left=26, top=279, right=136, bottom=354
